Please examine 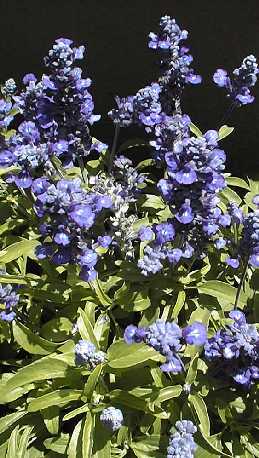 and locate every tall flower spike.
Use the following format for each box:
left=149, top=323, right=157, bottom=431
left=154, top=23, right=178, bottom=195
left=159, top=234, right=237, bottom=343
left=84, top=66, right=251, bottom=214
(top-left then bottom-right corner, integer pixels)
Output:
left=4, top=38, right=100, bottom=188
